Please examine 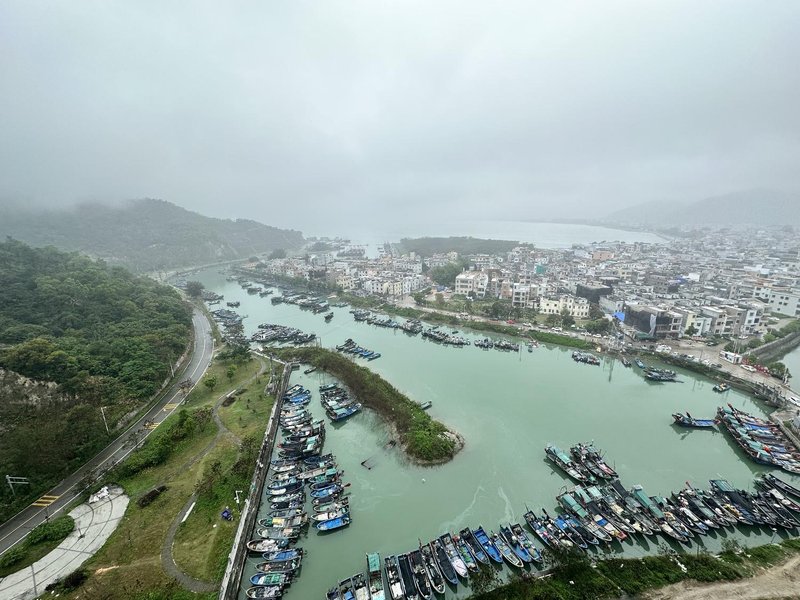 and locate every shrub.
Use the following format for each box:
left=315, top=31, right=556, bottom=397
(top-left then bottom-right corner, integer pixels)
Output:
left=137, top=485, right=168, bottom=508
left=0, top=545, right=25, bottom=568
left=26, top=515, right=74, bottom=545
